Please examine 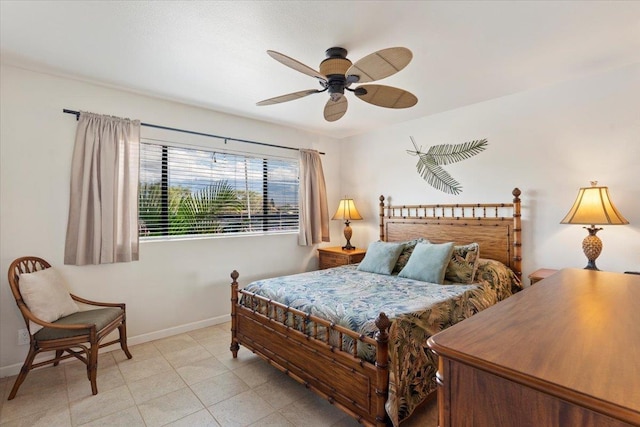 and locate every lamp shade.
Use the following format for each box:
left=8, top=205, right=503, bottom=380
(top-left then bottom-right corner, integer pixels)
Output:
left=560, top=183, right=629, bottom=225
left=331, top=198, right=363, bottom=221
